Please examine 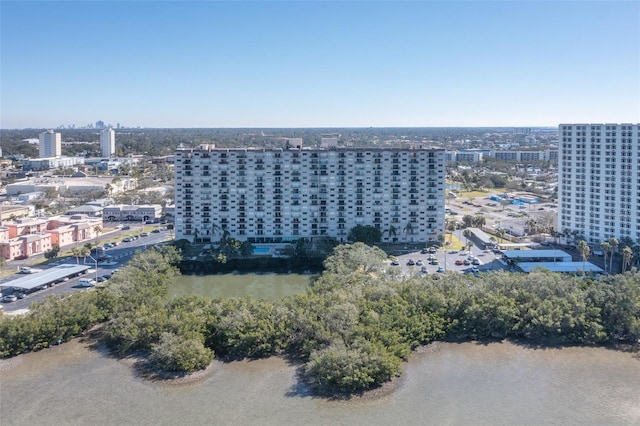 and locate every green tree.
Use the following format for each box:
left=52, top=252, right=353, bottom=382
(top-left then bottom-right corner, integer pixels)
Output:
left=348, top=225, right=382, bottom=245
left=44, top=244, right=60, bottom=260
left=148, top=332, right=213, bottom=373
left=461, top=215, right=474, bottom=228
left=323, top=243, right=388, bottom=275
